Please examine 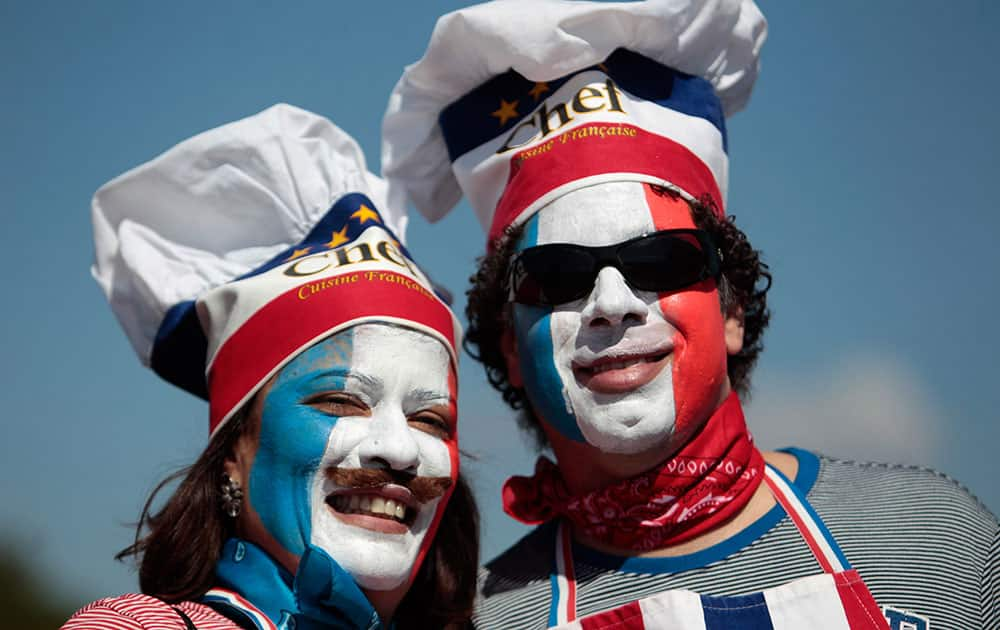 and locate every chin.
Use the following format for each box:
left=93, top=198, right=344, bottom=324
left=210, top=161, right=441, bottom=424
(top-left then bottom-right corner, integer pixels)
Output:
left=309, top=490, right=443, bottom=592
left=577, top=411, right=676, bottom=455
left=571, top=382, right=678, bottom=455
